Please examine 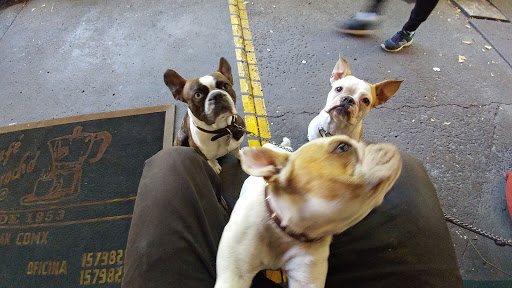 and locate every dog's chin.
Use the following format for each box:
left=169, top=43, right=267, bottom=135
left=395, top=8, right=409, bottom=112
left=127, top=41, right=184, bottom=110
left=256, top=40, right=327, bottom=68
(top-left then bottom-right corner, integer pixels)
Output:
left=204, top=103, right=235, bottom=124
left=328, top=106, right=352, bottom=123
